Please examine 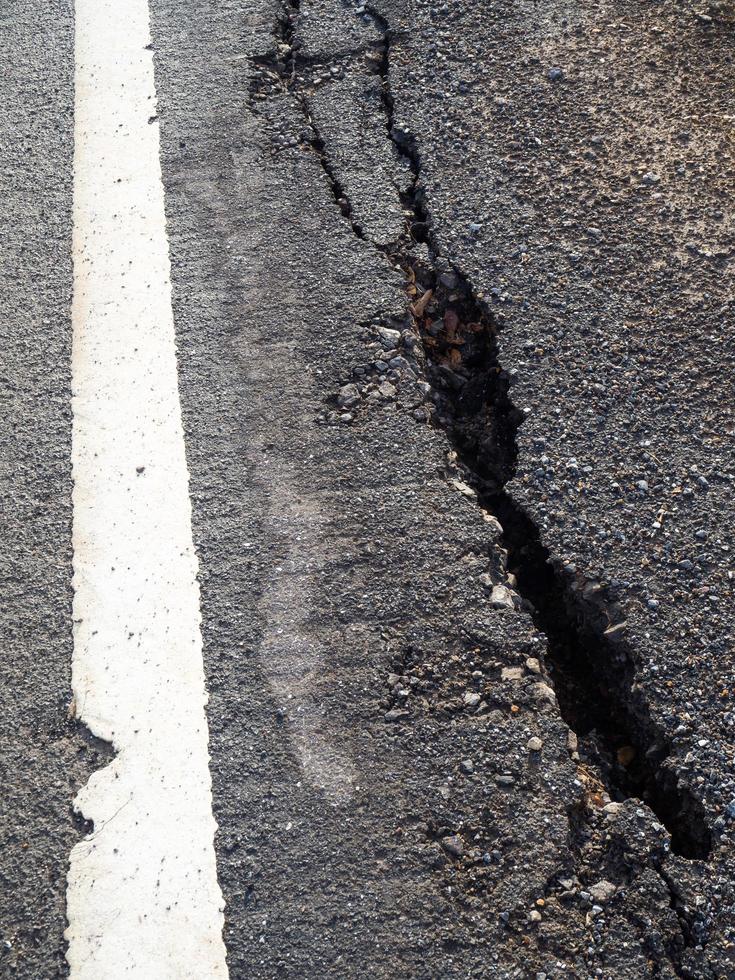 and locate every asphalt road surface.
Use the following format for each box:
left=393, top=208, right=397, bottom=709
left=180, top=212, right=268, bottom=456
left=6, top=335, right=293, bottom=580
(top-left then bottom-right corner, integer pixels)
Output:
left=1, top=1, right=733, bottom=978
